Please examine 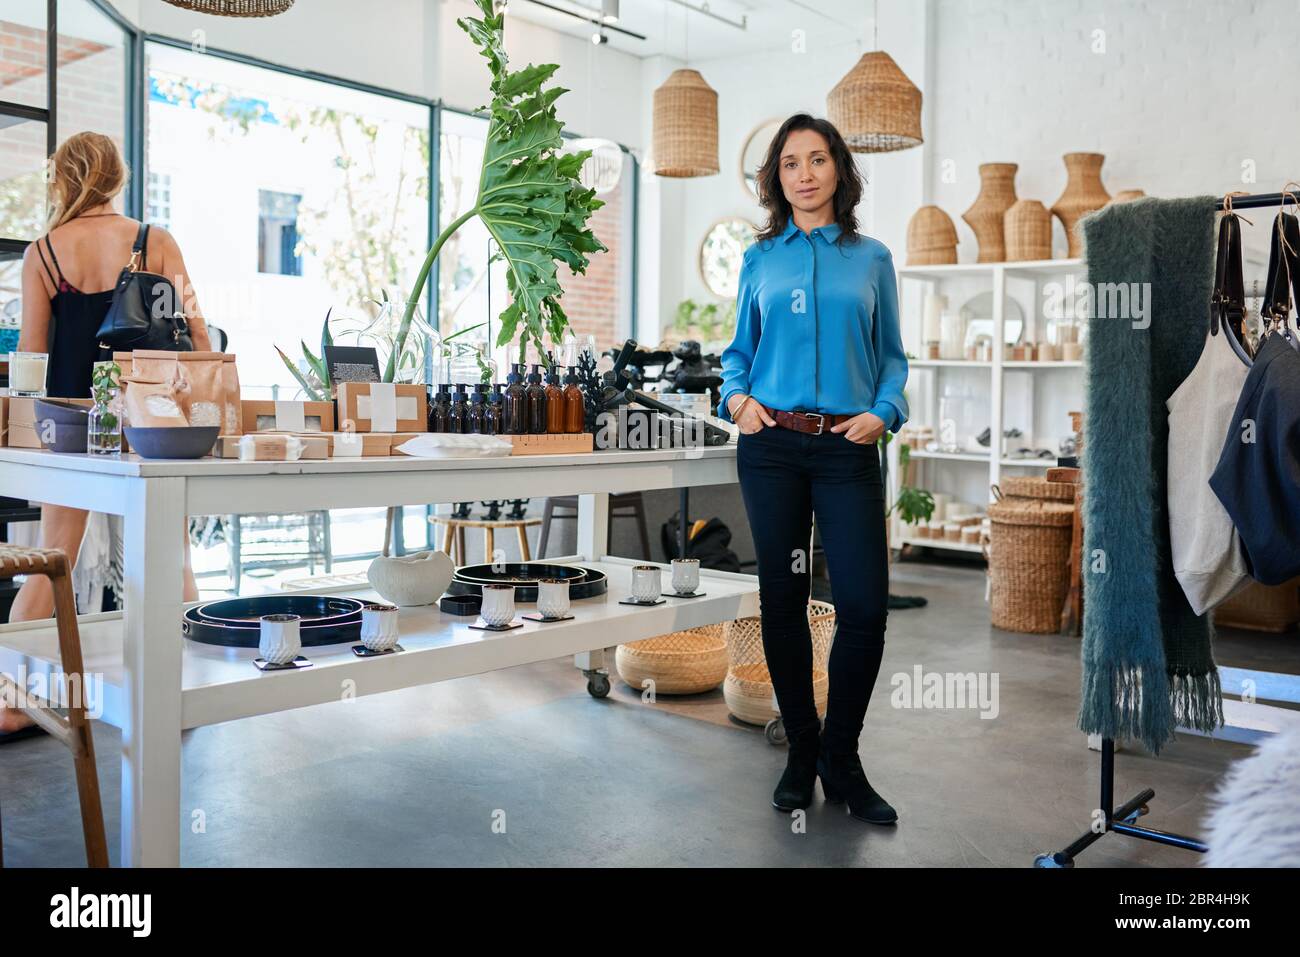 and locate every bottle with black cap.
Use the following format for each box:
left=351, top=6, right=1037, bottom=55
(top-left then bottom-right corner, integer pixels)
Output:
left=429, top=382, right=452, bottom=433
left=526, top=363, right=547, bottom=434
left=562, top=366, right=584, bottom=433
left=503, top=363, right=528, bottom=434
left=543, top=363, right=565, bottom=434
left=485, top=383, right=503, bottom=436
left=449, top=383, right=469, bottom=434
left=468, top=389, right=488, bottom=434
